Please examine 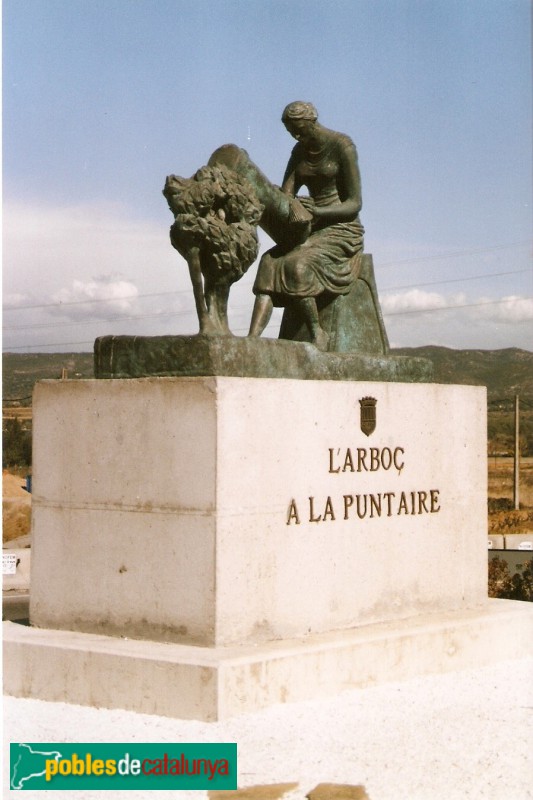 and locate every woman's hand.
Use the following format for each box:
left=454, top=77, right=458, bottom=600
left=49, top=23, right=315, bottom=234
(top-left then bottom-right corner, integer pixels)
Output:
left=295, top=196, right=318, bottom=228
left=298, top=197, right=327, bottom=229
left=294, top=196, right=351, bottom=229
left=298, top=196, right=315, bottom=214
